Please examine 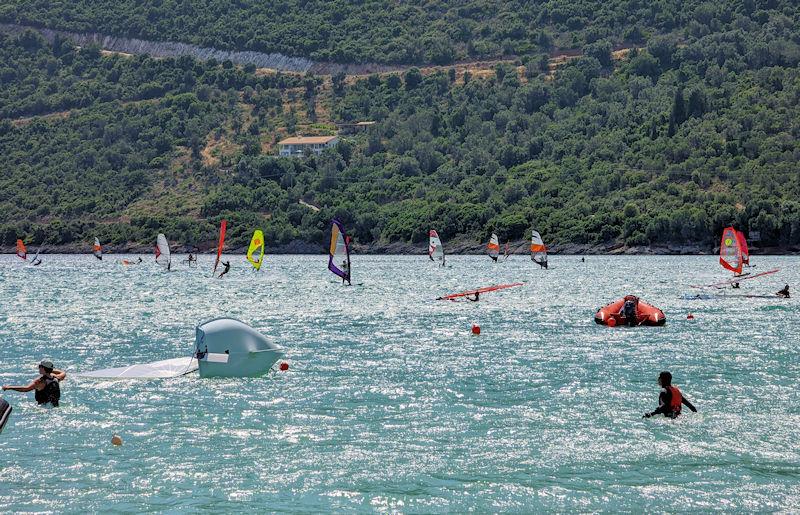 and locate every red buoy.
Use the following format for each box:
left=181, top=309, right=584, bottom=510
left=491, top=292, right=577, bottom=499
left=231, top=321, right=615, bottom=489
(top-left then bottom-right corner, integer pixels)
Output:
left=471, top=324, right=481, bottom=335
left=687, top=313, right=695, bottom=320
left=607, top=317, right=617, bottom=327
left=279, top=362, right=289, bottom=371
